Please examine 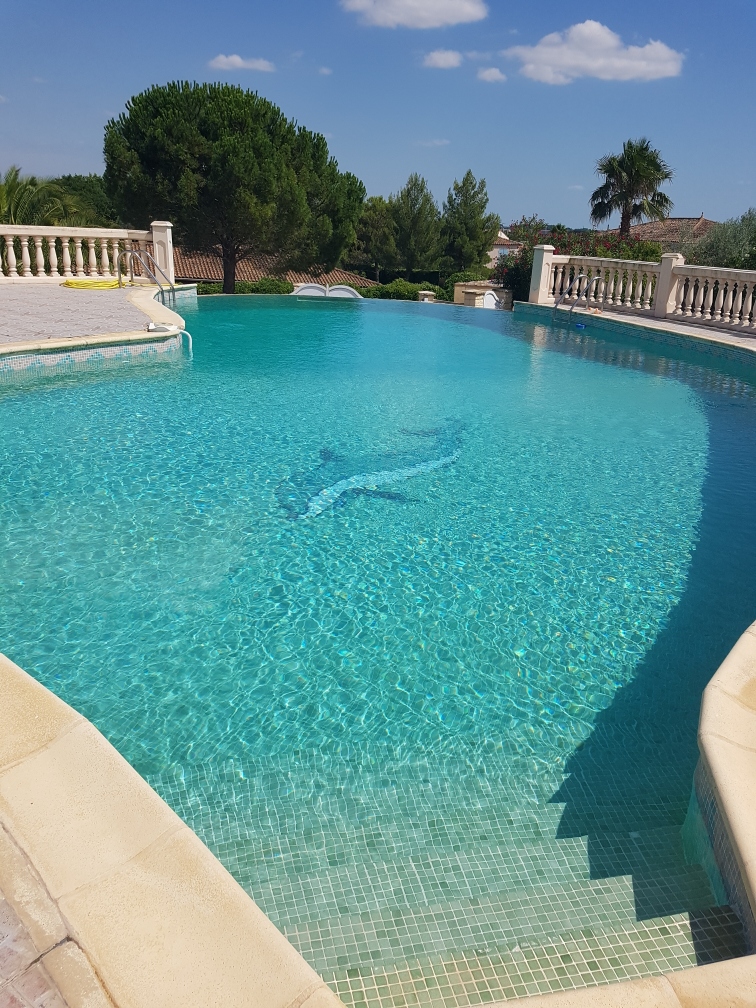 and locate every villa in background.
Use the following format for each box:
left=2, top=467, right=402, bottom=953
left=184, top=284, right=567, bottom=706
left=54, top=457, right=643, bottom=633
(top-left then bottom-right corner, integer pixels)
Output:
left=173, top=248, right=378, bottom=288
left=487, top=229, right=523, bottom=266
left=606, top=214, right=718, bottom=253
